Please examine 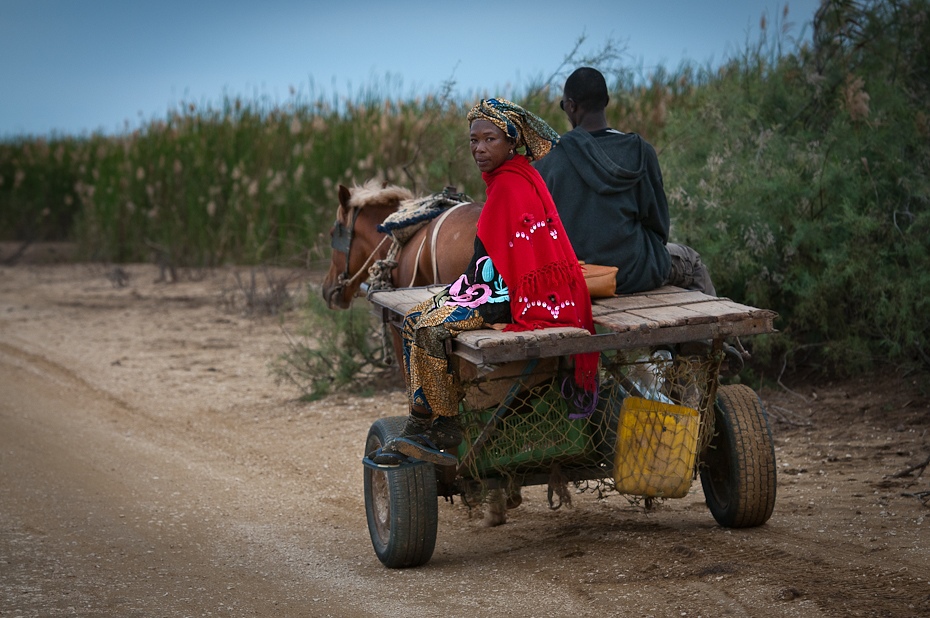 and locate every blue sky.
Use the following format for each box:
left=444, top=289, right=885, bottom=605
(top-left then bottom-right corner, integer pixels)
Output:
left=0, top=0, right=822, bottom=138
